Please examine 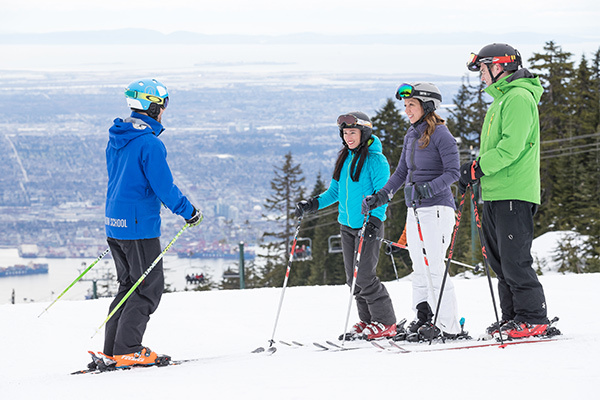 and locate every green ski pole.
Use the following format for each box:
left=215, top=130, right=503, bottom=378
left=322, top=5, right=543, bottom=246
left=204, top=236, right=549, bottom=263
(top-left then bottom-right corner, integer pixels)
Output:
left=91, top=222, right=193, bottom=338
left=38, top=248, right=110, bottom=318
